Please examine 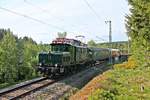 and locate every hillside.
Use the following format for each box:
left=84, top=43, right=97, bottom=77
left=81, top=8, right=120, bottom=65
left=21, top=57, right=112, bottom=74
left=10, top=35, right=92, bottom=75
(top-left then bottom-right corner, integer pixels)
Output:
left=70, top=65, right=150, bottom=100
